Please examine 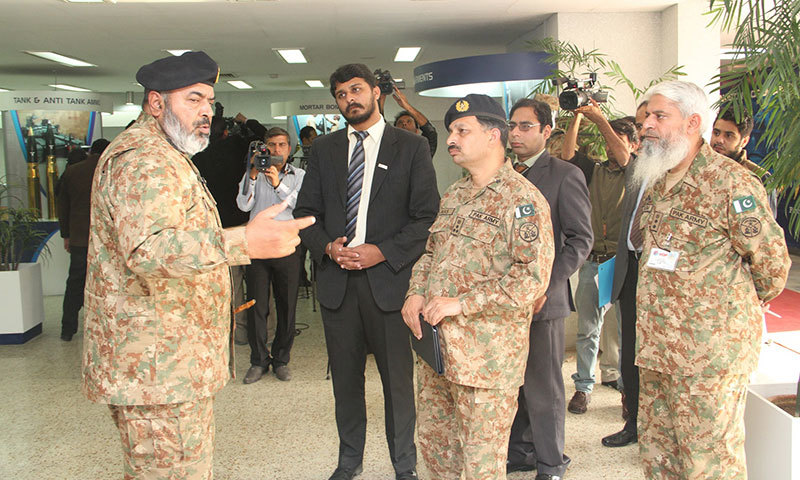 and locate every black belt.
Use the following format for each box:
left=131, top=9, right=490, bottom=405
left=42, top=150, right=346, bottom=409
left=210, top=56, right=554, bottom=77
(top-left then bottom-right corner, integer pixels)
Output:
left=588, top=252, right=615, bottom=263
